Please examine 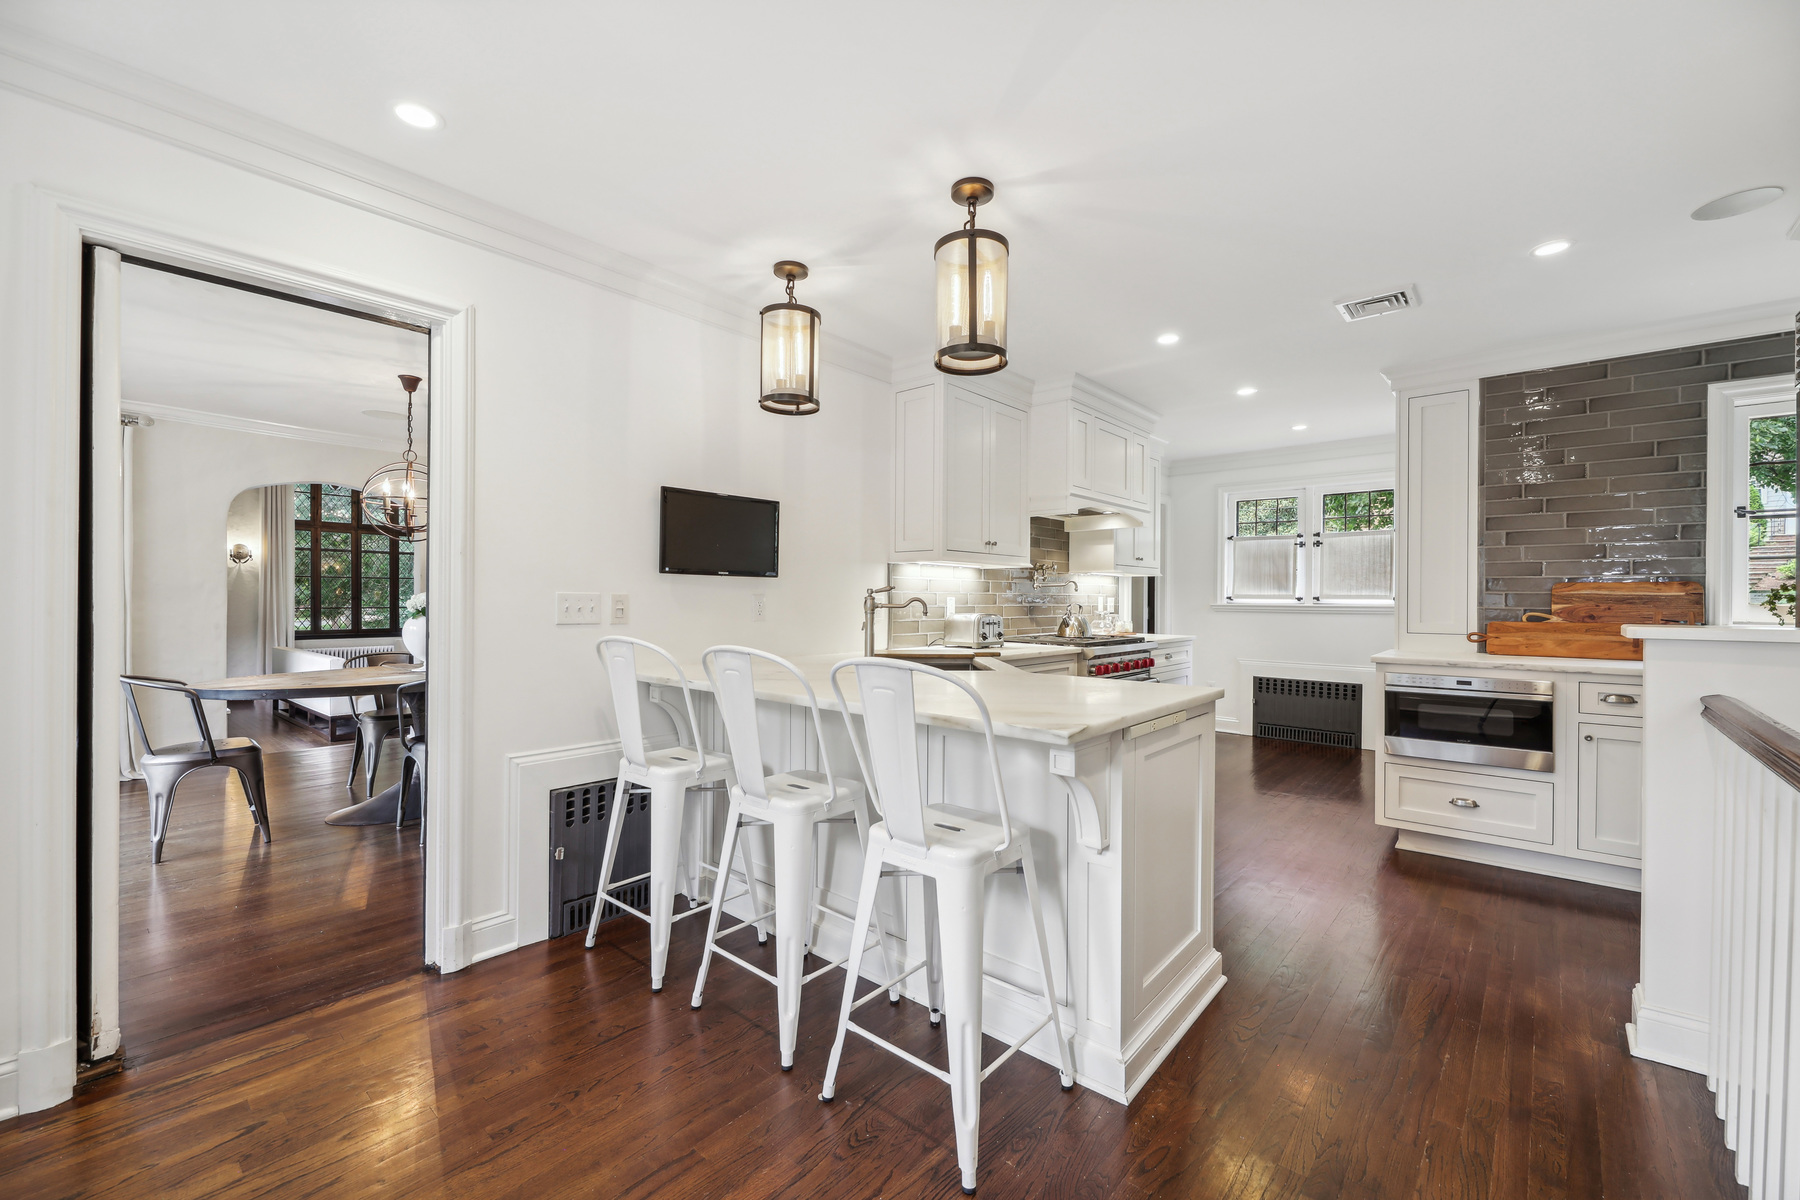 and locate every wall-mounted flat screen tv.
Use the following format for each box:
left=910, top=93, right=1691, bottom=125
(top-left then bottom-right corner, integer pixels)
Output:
left=660, top=486, right=779, bottom=577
